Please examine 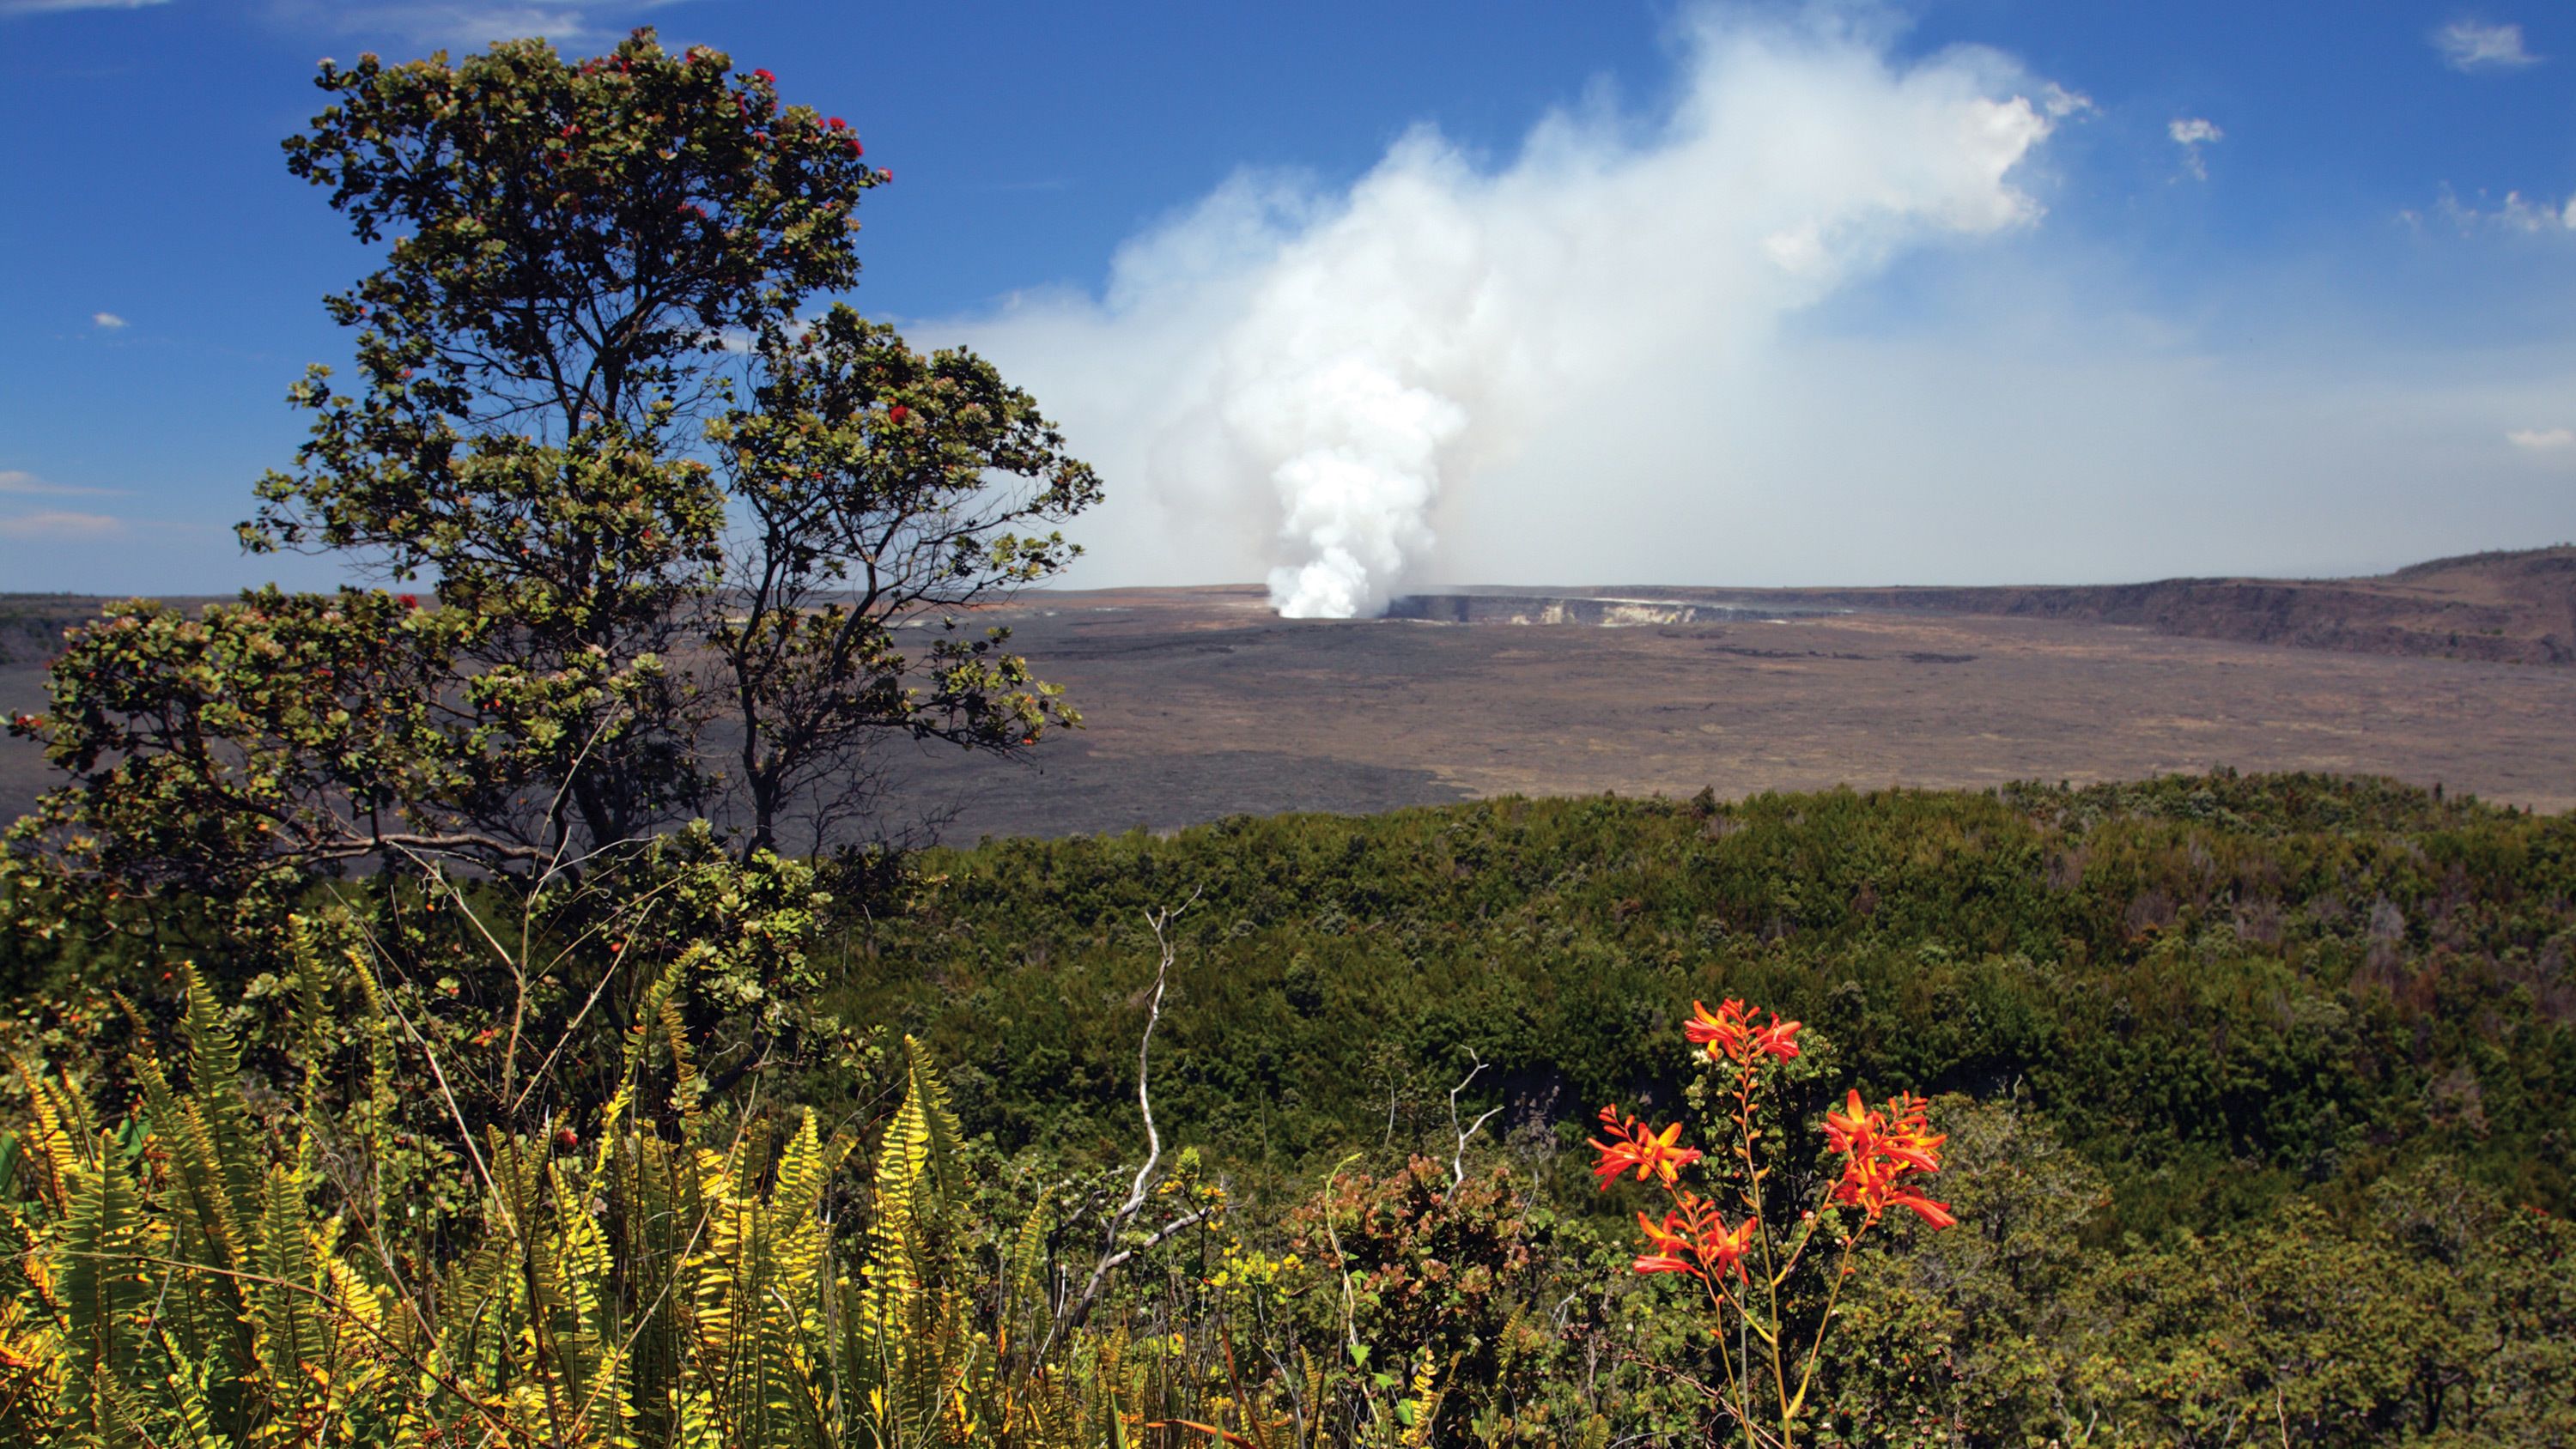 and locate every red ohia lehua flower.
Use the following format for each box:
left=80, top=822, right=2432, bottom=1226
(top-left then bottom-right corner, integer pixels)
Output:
left=1589, top=1104, right=1702, bottom=1188
left=887, top=404, right=909, bottom=424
